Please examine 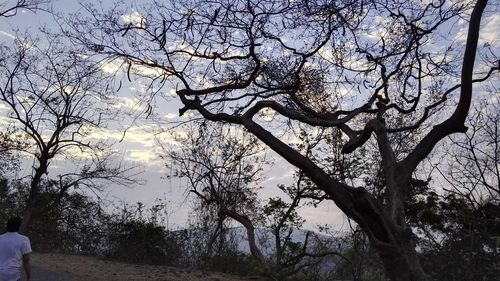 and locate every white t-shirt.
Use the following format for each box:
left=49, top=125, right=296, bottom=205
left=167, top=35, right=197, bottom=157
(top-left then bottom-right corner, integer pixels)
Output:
left=0, top=232, right=32, bottom=281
